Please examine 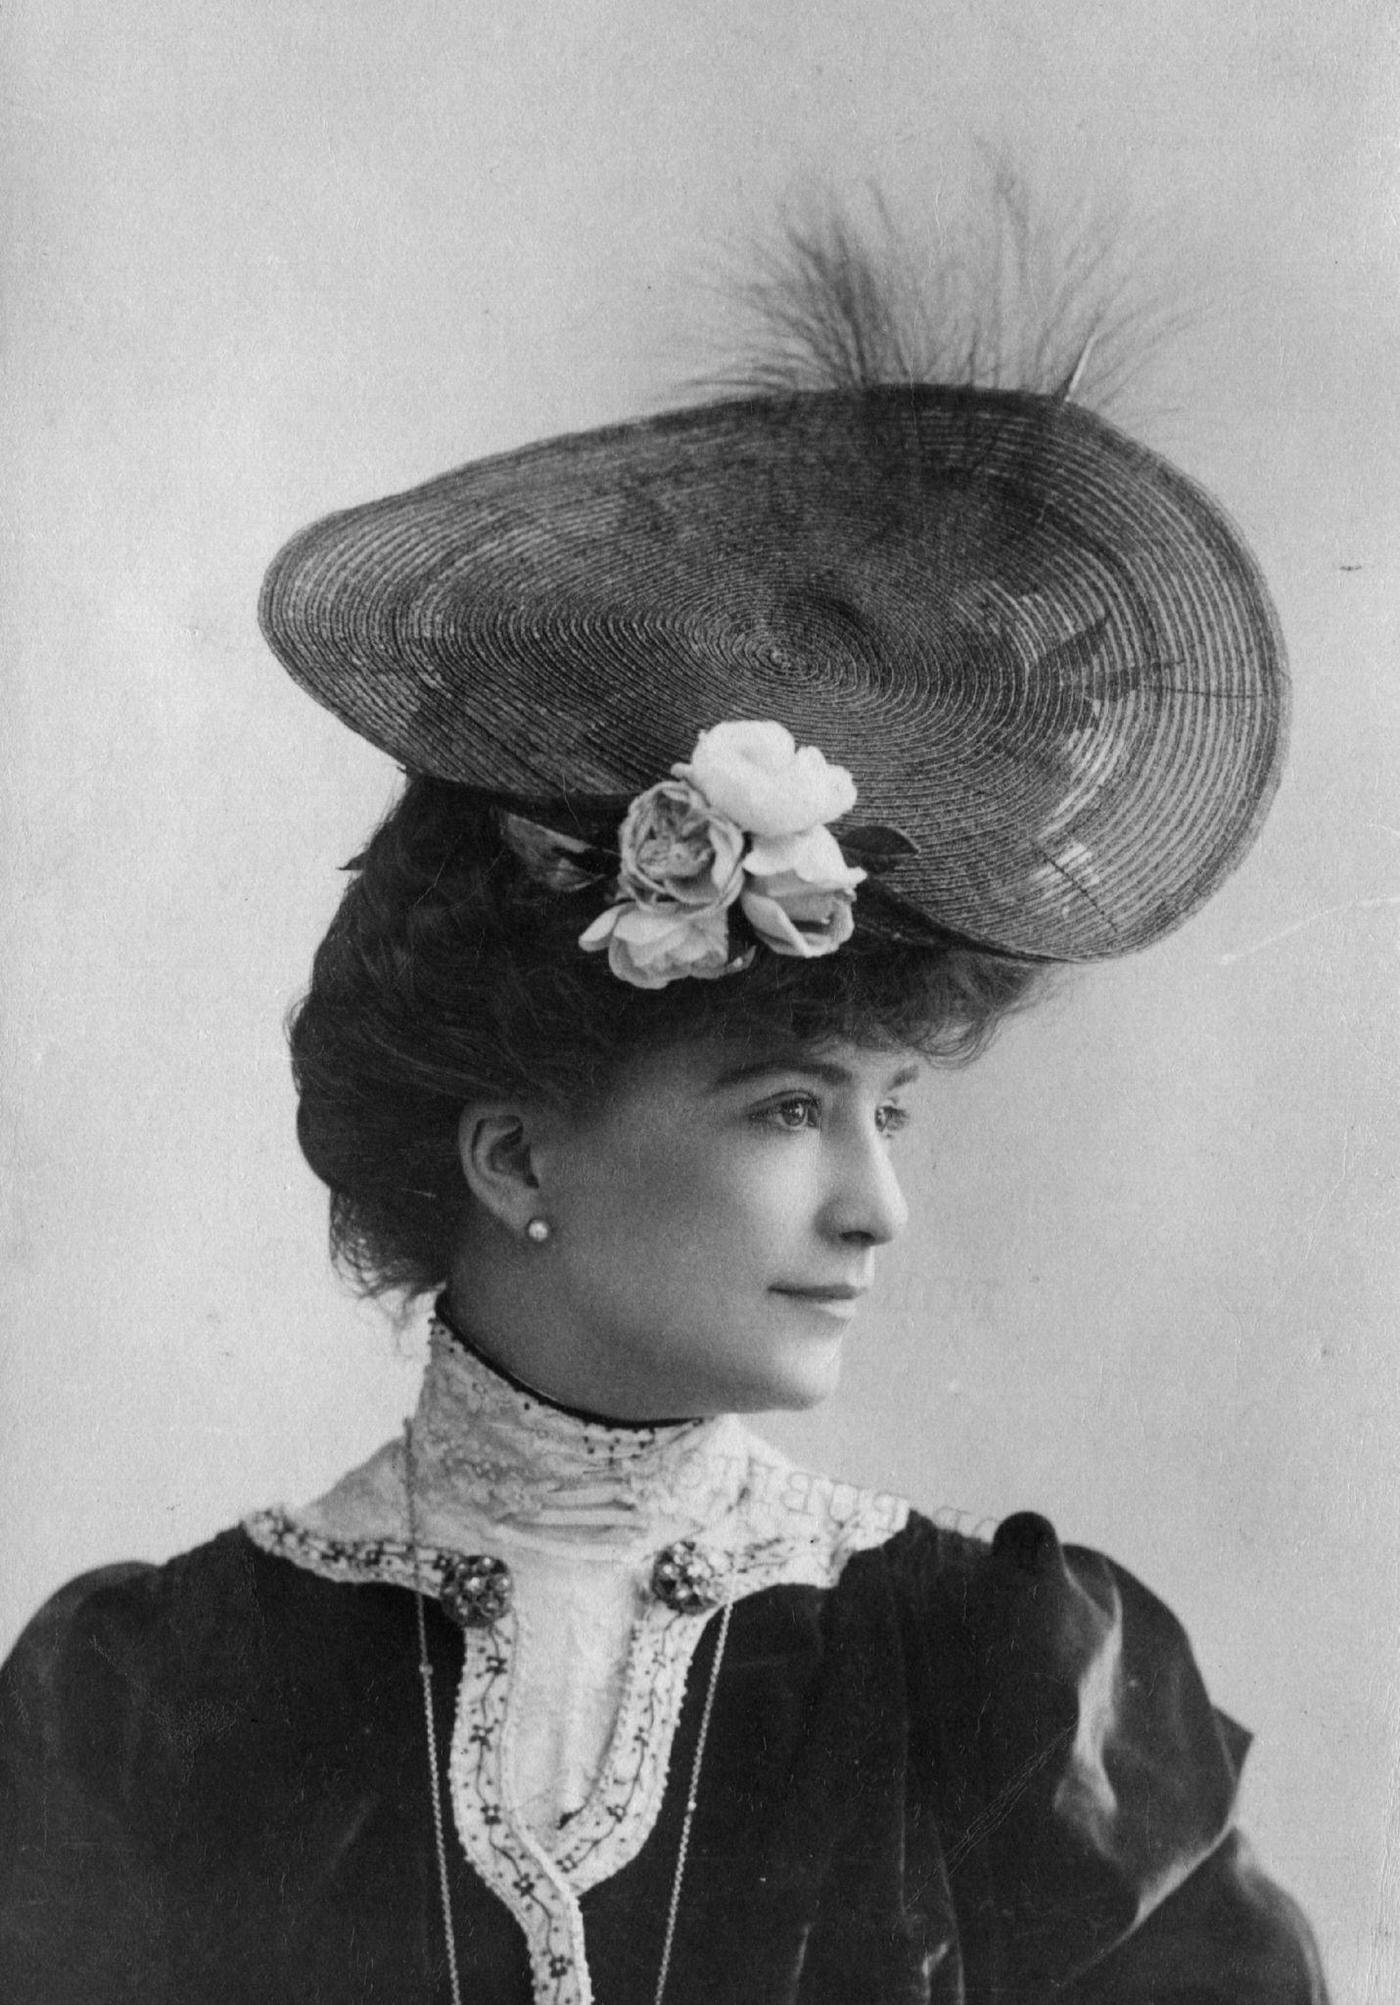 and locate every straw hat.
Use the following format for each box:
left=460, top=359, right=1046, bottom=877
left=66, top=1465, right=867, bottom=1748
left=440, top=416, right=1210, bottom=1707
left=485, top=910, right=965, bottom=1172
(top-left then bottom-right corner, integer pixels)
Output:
left=260, top=365, right=1284, bottom=963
